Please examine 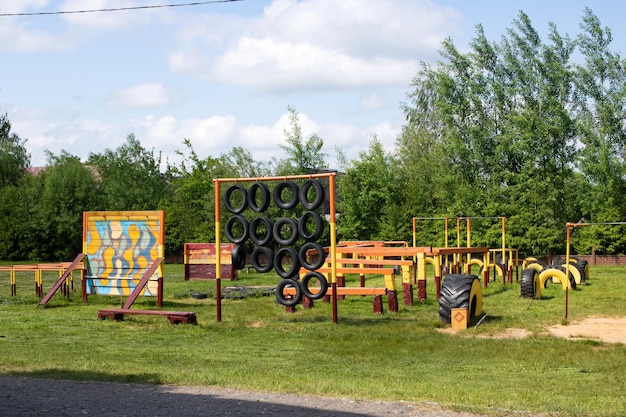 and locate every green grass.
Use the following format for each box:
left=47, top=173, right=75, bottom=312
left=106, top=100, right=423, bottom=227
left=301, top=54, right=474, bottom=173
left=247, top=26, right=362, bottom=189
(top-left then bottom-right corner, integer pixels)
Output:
left=1, top=265, right=625, bottom=416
